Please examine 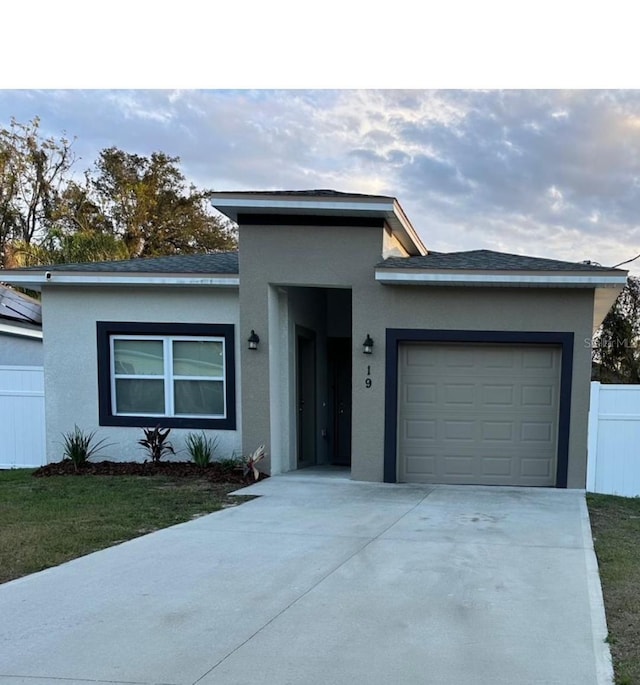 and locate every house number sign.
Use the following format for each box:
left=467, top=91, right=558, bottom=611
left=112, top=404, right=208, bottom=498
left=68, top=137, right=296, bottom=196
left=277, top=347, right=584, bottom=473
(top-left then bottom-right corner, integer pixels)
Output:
left=365, top=365, right=372, bottom=388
